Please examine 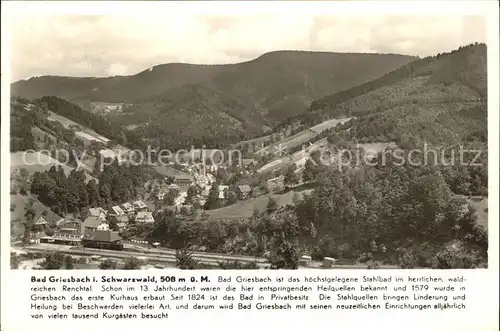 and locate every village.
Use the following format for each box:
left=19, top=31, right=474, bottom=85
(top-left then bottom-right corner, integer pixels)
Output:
left=12, top=142, right=321, bottom=270
left=23, top=152, right=292, bottom=248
